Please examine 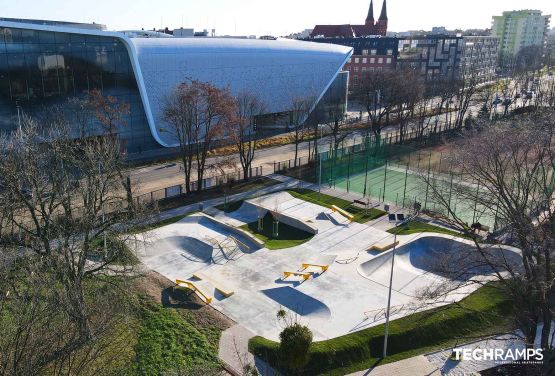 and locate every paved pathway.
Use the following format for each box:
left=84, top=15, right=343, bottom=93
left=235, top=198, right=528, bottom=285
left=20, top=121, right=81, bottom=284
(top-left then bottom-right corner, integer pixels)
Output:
left=348, top=355, right=441, bottom=376
left=218, top=324, right=279, bottom=376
